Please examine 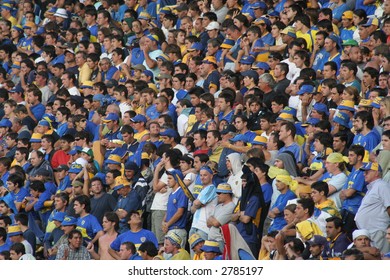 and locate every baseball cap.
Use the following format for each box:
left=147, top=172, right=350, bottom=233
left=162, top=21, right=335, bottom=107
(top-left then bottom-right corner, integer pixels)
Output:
left=156, top=53, right=170, bottom=62
left=313, top=103, right=329, bottom=115
left=220, top=38, right=235, bottom=49
left=106, top=154, right=122, bottom=165
left=342, top=39, right=358, bottom=46
left=68, top=146, right=82, bottom=156
left=362, top=17, right=379, bottom=27
left=103, top=113, right=119, bottom=122
left=188, top=42, right=203, bottom=51
left=359, top=162, right=382, bottom=172
left=301, top=118, right=320, bottom=127
left=276, top=112, right=295, bottom=122
left=241, top=70, right=259, bottom=81
left=80, top=81, right=94, bottom=89
left=281, top=106, right=297, bottom=117
left=160, top=128, right=178, bottom=138
left=205, top=21, right=220, bottom=31
left=220, top=124, right=237, bottom=135
left=132, top=64, right=146, bottom=71
left=251, top=1, right=267, bottom=9
left=166, top=169, right=184, bottom=183
left=68, top=163, right=83, bottom=173
left=0, top=119, right=12, bottom=128
left=308, top=235, right=327, bottom=246
left=111, top=147, right=128, bottom=158
left=252, top=62, right=270, bottom=71
left=10, top=83, right=23, bottom=93
left=61, top=216, right=78, bottom=226
left=81, top=148, right=93, bottom=158
left=297, top=85, right=315, bottom=95
left=239, top=55, right=255, bottom=65
left=202, top=56, right=217, bottom=65
left=138, top=11, right=151, bottom=20
left=54, top=164, right=70, bottom=172
left=143, top=70, right=154, bottom=79
left=92, top=94, right=105, bottom=102
left=124, top=161, right=139, bottom=171
left=341, top=11, right=353, bottom=20
left=229, top=134, right=247, bottom=143
left=156, top=73, right=172, bottom=80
